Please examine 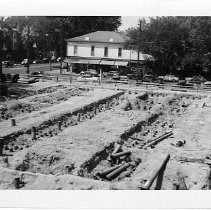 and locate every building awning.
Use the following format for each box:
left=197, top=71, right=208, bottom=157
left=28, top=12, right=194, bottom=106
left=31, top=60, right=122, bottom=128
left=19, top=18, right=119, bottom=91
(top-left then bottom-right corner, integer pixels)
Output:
left=89, top=59, right=101, bottom=64
left=100, top=60, right=115, bottom=65
left=77, top=59, right=90, bottom=64
left=63, top=59, right=78, bottom=64
left=114, top=61, right=128, bottom=66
